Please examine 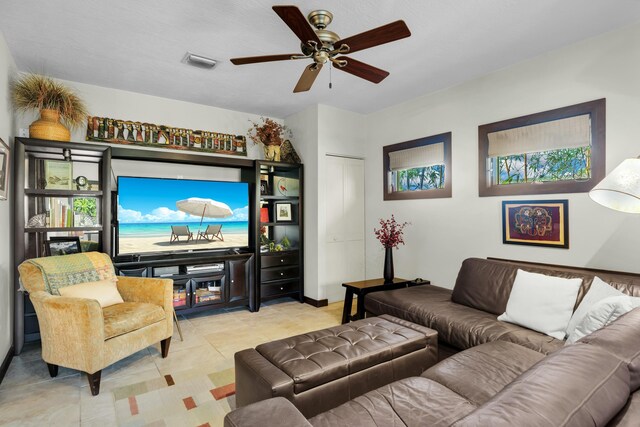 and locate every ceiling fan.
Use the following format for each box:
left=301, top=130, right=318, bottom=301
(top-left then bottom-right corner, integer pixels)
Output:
left=230, top=5, right=411, bottom=93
